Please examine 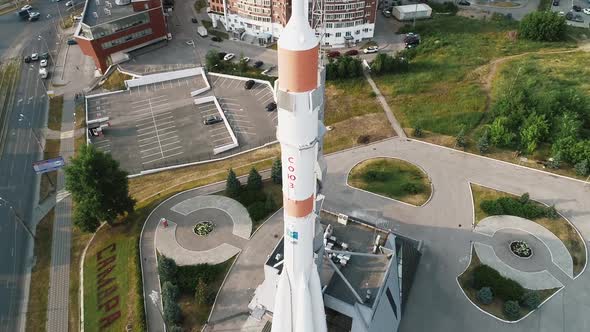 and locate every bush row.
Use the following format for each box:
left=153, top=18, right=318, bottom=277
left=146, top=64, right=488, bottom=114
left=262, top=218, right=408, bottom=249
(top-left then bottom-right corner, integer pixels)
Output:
left=480, top=193, right=558, bottom=220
